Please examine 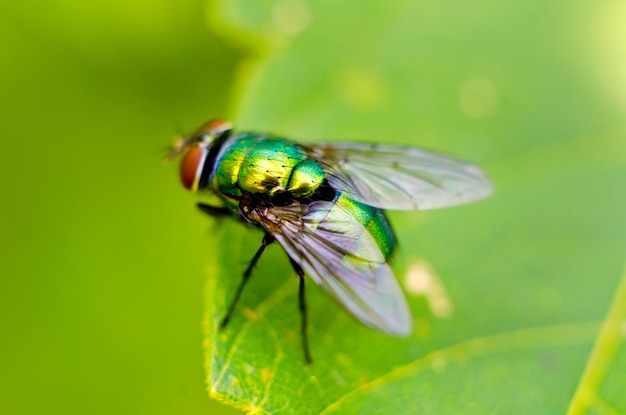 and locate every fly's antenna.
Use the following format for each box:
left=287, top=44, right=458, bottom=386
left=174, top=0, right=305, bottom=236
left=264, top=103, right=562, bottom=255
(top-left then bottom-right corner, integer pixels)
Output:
left=164, top=136, right=190, bottom=161
left=163, top=121, right=193, bottom=161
